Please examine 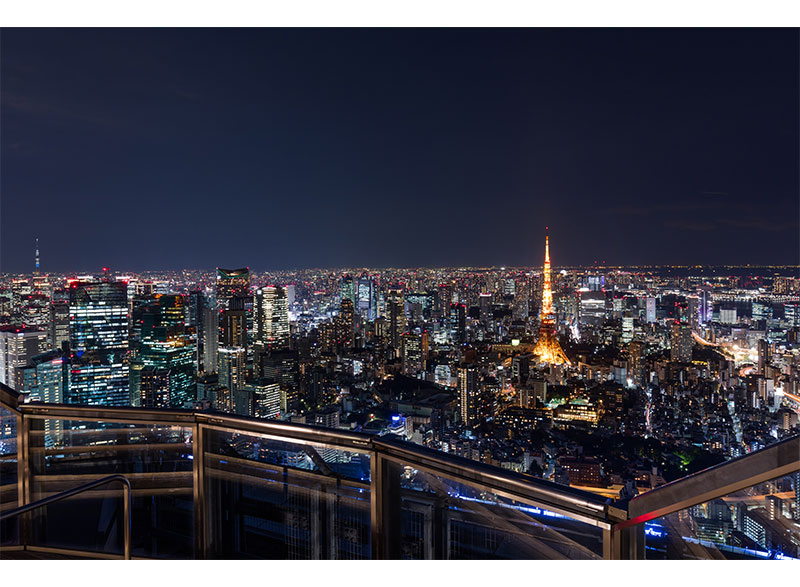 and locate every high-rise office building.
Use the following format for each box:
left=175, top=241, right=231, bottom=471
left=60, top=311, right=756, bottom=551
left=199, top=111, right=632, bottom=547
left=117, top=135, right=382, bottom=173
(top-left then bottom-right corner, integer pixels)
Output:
left=338, top=298, right=355, bottom=348
left=478, top=293, right=493, bottom=325
left=458, top=364, right=479, bottom=428
left=221, top=296, right=248, bottom=349
left=622, top=314, right=634, bottom=344
left=0, top=325, right=48, bottom=390
left=450, top=303, right=466, bottom=344
left=356, top=277, right=376, bottom=320
left=20, top=350, right=67, bottom=404
left=20, top=350, right=66, bottom=446
left=720, top=307, right=737, bottom=325
left=69, top=279, right=129, bottom=352
left=187, top=290, right=206, bottom=373
left=340, top=275, right=355, bottom=305
left=139, top=366, right=171, bottom=409
left=697, top=286, right=713, bottom=325
left=129, top=294, right=196, bottom=408
left=386, top=289, right=406, bottom=353
left=67, top=279, right=129, bottom=406
left=202, top=301, right=219, bottom=373
left=244, top=379, right=282, bottom=419
left=670, top=321, right=693, bottom=363
left=49, top=290, right=71, bottom=352
left=402, top=332, right=423, bottom=376
left=254, top=286, right=290, bottom=349
left=645, top=297, right=656, bottom=324
left=216, top=267, right=250, bottom=309
left=218, top=346, right=246, bottom=408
